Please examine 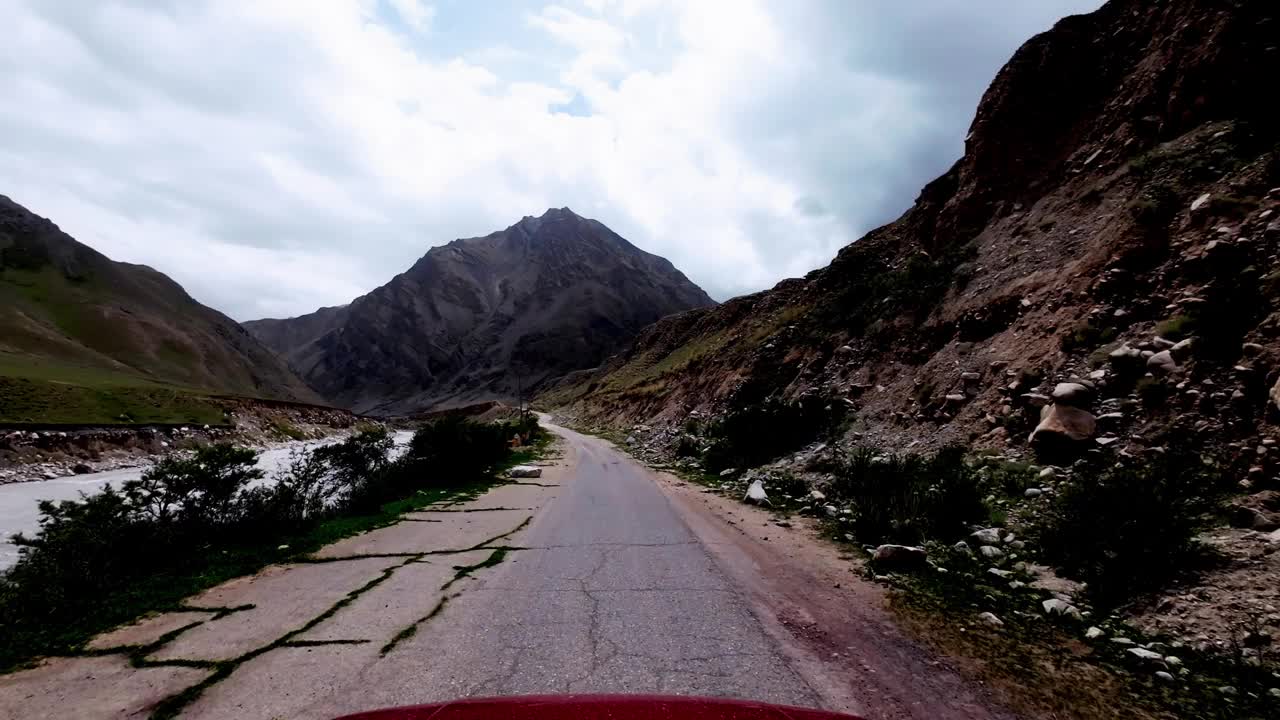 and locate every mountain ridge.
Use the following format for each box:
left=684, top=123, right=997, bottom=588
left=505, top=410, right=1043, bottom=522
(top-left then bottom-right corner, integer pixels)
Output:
left=245, top=207, right=714, bottom=415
